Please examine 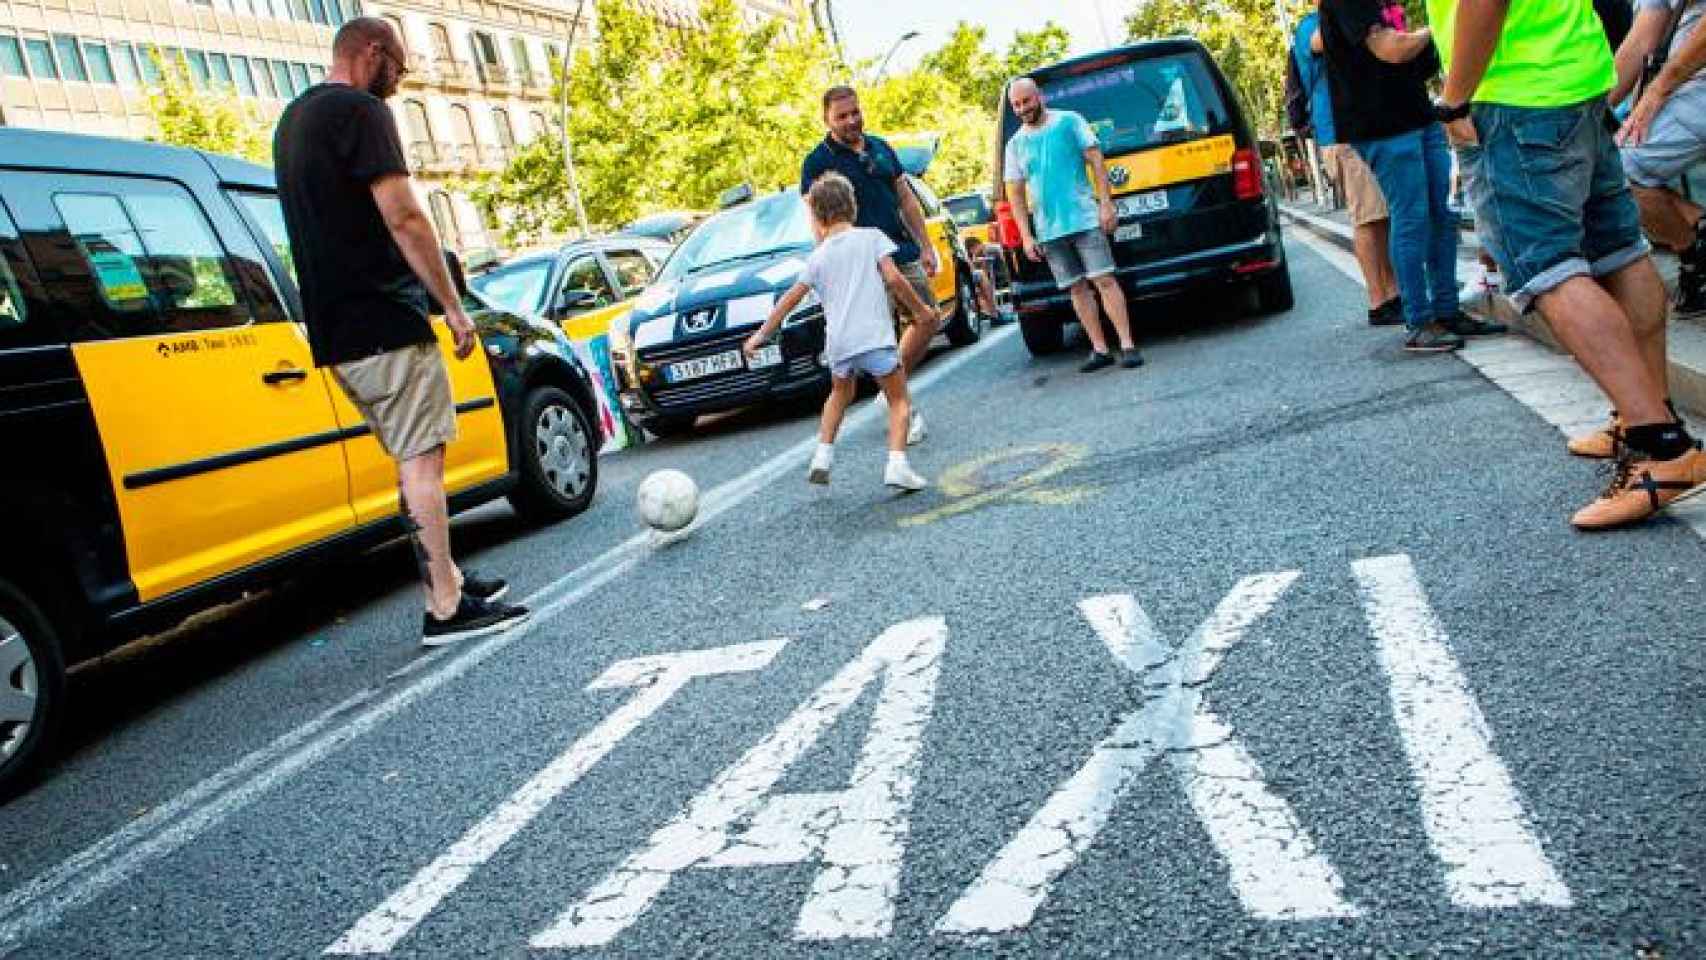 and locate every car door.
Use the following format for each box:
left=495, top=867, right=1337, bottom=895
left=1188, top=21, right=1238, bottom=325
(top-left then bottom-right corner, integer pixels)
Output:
left=906, top=175, right=957, bottom=308
left=0, top=170, right=357, bottom=603
left=227, top=188, right=508, bottom=526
